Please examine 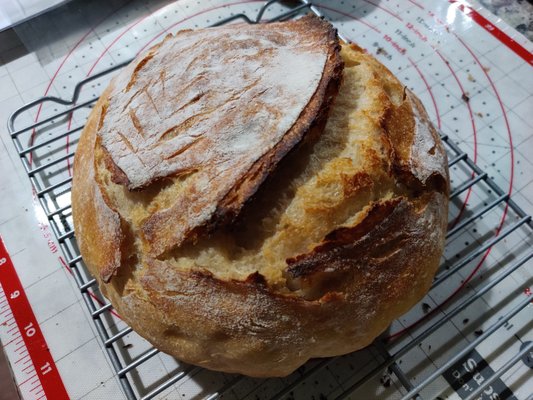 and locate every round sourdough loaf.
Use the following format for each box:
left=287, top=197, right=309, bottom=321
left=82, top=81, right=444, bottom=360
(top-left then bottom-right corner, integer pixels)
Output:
left=72, top=16, right=449, bottom=377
